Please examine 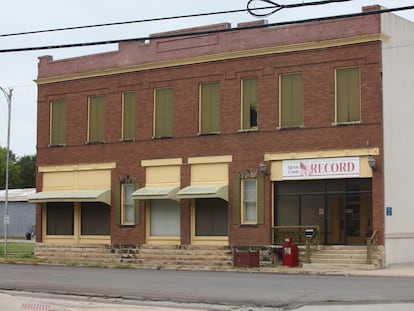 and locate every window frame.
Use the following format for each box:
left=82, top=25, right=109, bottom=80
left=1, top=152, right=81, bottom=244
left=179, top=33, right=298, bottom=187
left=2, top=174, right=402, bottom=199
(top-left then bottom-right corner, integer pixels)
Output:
left=335, top=66, right=361, bottom=124
left=241, top=178, right=258, bottom=224
left=121, top=183, right=136, bottom=225
left=153, top=87, right=174, bottom=138
left=241, top=78, right=258, bottom=131
left=199, top=81, right=221, bottom=135
left=279, top=72, right=304, bottom=129
left=87, top=95, right=105, bottom=143
left=50, top=99, right=66, bottom=146
left=121, top=91, right=136, bottom=141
